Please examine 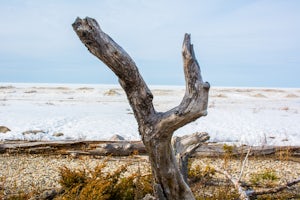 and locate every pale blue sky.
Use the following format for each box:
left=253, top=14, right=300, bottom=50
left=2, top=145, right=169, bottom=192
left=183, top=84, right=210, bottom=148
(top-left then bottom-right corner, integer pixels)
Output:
left=0, top=0, right=299, bottom=87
